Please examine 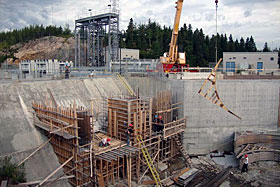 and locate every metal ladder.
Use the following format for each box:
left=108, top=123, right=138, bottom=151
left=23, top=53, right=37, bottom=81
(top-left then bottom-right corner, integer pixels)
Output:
left=116, top=74, right=135, bottom=96
left=174, top=135, right=192, bottom=166
left=136, top=135, right=162, bottom=187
